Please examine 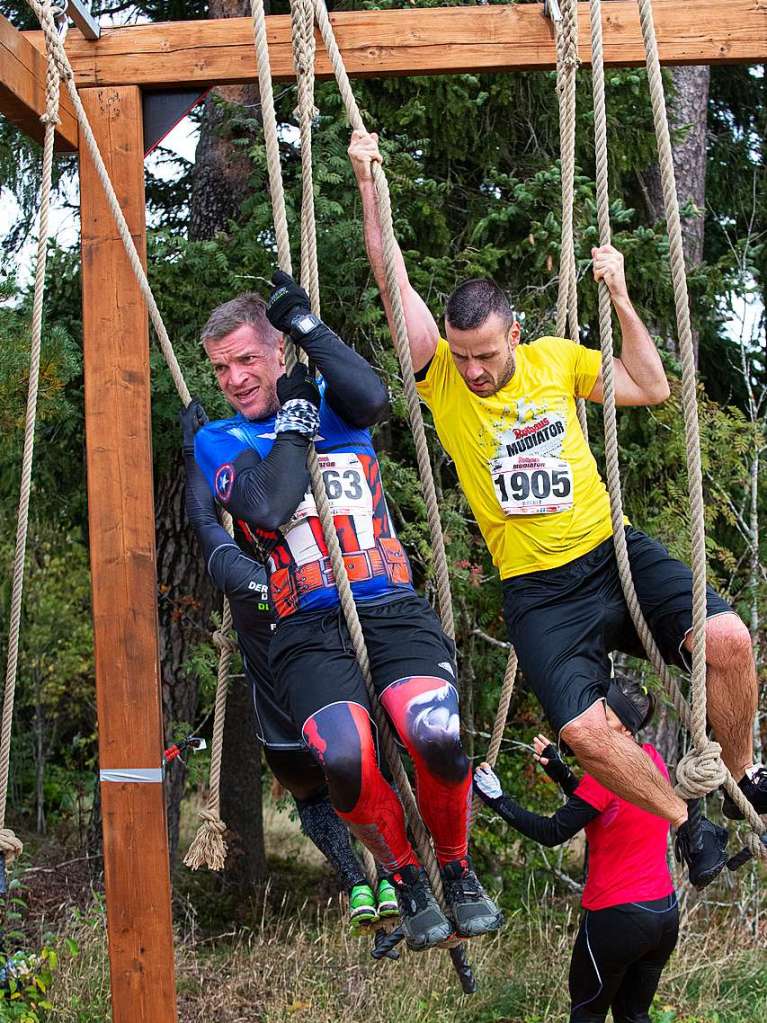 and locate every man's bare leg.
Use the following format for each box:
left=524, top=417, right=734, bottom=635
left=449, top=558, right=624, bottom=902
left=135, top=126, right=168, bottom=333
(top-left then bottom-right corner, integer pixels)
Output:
left=561, top=702, right=688, bottom=826
left=684, top=612, right=757, bottom=780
